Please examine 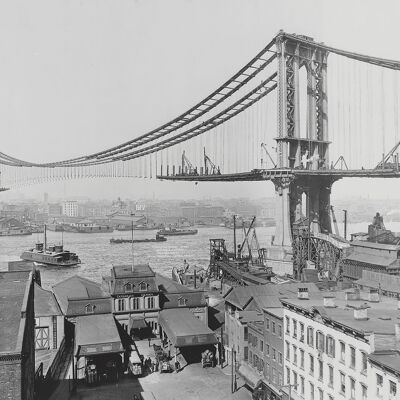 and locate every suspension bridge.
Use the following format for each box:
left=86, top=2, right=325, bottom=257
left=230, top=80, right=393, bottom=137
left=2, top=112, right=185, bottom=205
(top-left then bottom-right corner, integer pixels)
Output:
left=2, top=30, right=400, bottom=278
